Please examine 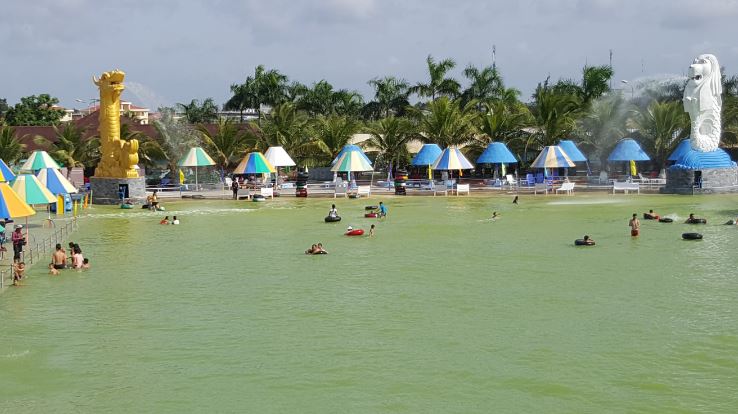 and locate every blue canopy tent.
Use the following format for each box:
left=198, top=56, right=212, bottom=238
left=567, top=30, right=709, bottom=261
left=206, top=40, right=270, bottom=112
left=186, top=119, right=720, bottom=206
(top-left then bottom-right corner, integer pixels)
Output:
left=608, top=138, right=650, bottom=177
left=411, top=144, right=443, bottom=180
left=668, top=139, right=691, bottom=163
left=476, top=142, right=517, bottom=180
left=558, top=140, right=589, bottom=176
